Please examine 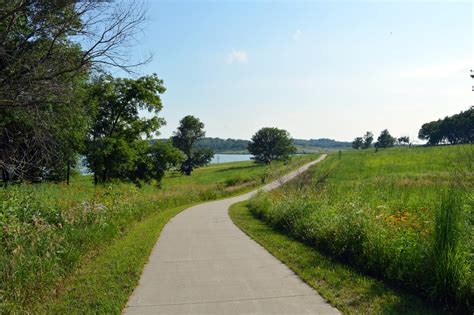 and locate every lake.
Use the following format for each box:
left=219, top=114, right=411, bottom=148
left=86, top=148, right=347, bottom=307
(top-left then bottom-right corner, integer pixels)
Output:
left=211, top=154, right=252, bottom=164
left=79, top=154, right=253, bottom=174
